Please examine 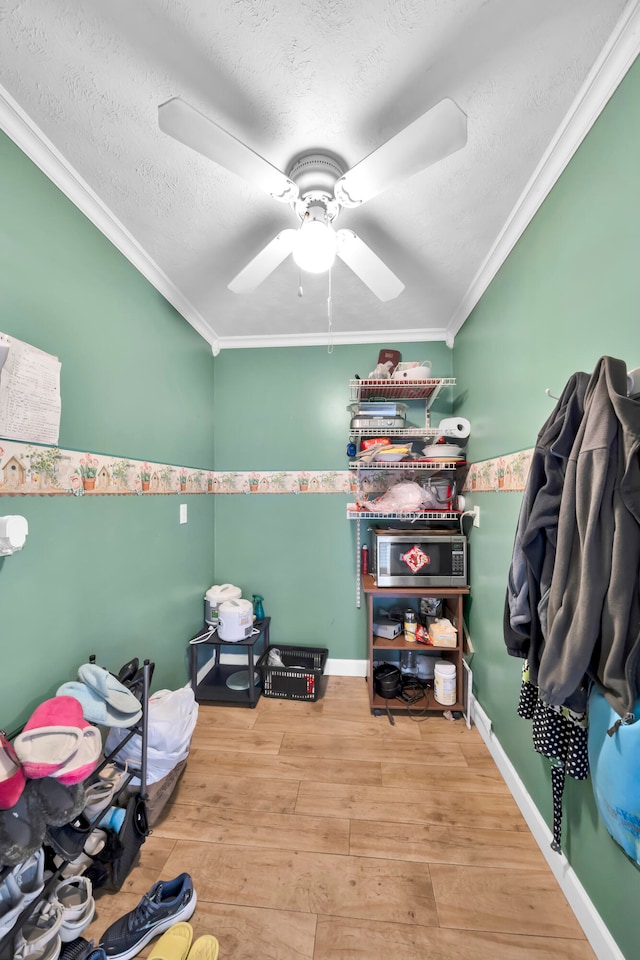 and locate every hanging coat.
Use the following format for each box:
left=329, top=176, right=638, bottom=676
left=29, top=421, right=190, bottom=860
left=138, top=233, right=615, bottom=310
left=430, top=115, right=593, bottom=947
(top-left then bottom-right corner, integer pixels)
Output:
left=504, top=372, right=589, bottom=690
left=540, top=356, right=640, bottom=718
